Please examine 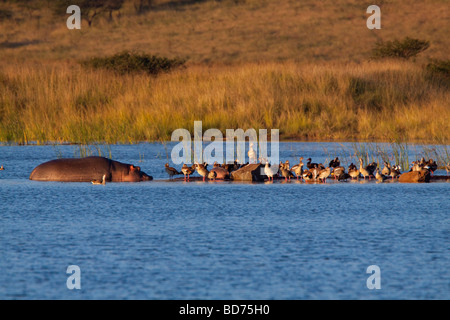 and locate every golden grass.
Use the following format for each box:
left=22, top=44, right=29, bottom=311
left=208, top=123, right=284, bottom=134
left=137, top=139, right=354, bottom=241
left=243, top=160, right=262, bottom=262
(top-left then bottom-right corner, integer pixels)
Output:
left=1, top=0, right=448, bottom=64
left=0, top=60, right=448, bottom=144
left=0, top=0, right=448, bottom=144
